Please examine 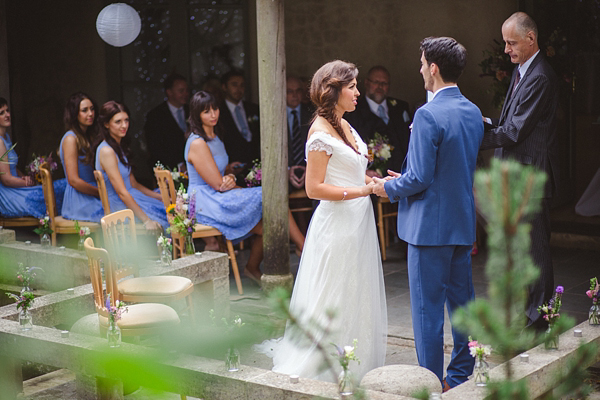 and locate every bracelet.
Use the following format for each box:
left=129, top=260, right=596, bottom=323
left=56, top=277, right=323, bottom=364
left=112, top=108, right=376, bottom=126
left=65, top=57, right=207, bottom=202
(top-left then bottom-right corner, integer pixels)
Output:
left=342, top=190, right=348, bottom=201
